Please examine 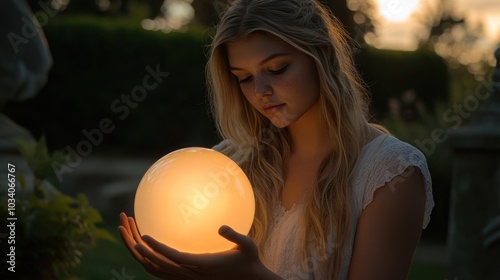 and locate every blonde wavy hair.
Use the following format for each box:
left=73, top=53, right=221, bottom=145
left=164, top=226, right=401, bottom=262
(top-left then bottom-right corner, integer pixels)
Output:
left=206, top=0, right=381, bottom=278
